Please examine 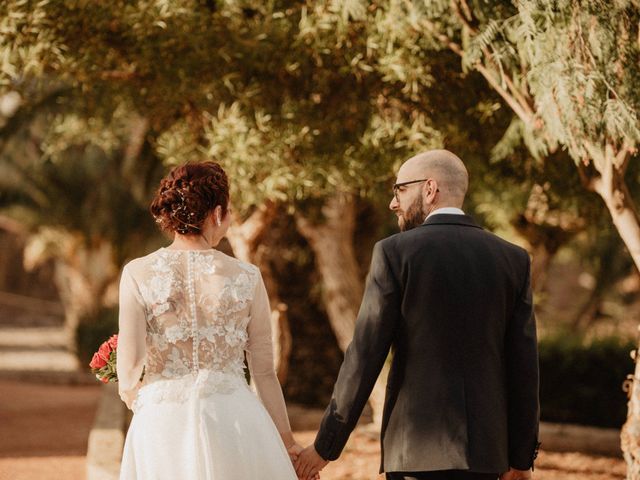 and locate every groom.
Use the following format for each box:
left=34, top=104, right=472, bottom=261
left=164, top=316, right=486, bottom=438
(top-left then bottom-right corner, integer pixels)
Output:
left=295, top=150, right=539, bottom=480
